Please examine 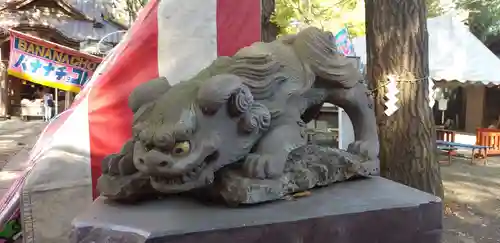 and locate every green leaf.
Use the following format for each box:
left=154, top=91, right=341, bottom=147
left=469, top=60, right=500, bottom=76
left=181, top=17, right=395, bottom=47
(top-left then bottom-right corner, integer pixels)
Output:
left=272, top=0, right=364, bottom=37
left=451, top=0, right=500, bottom=42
